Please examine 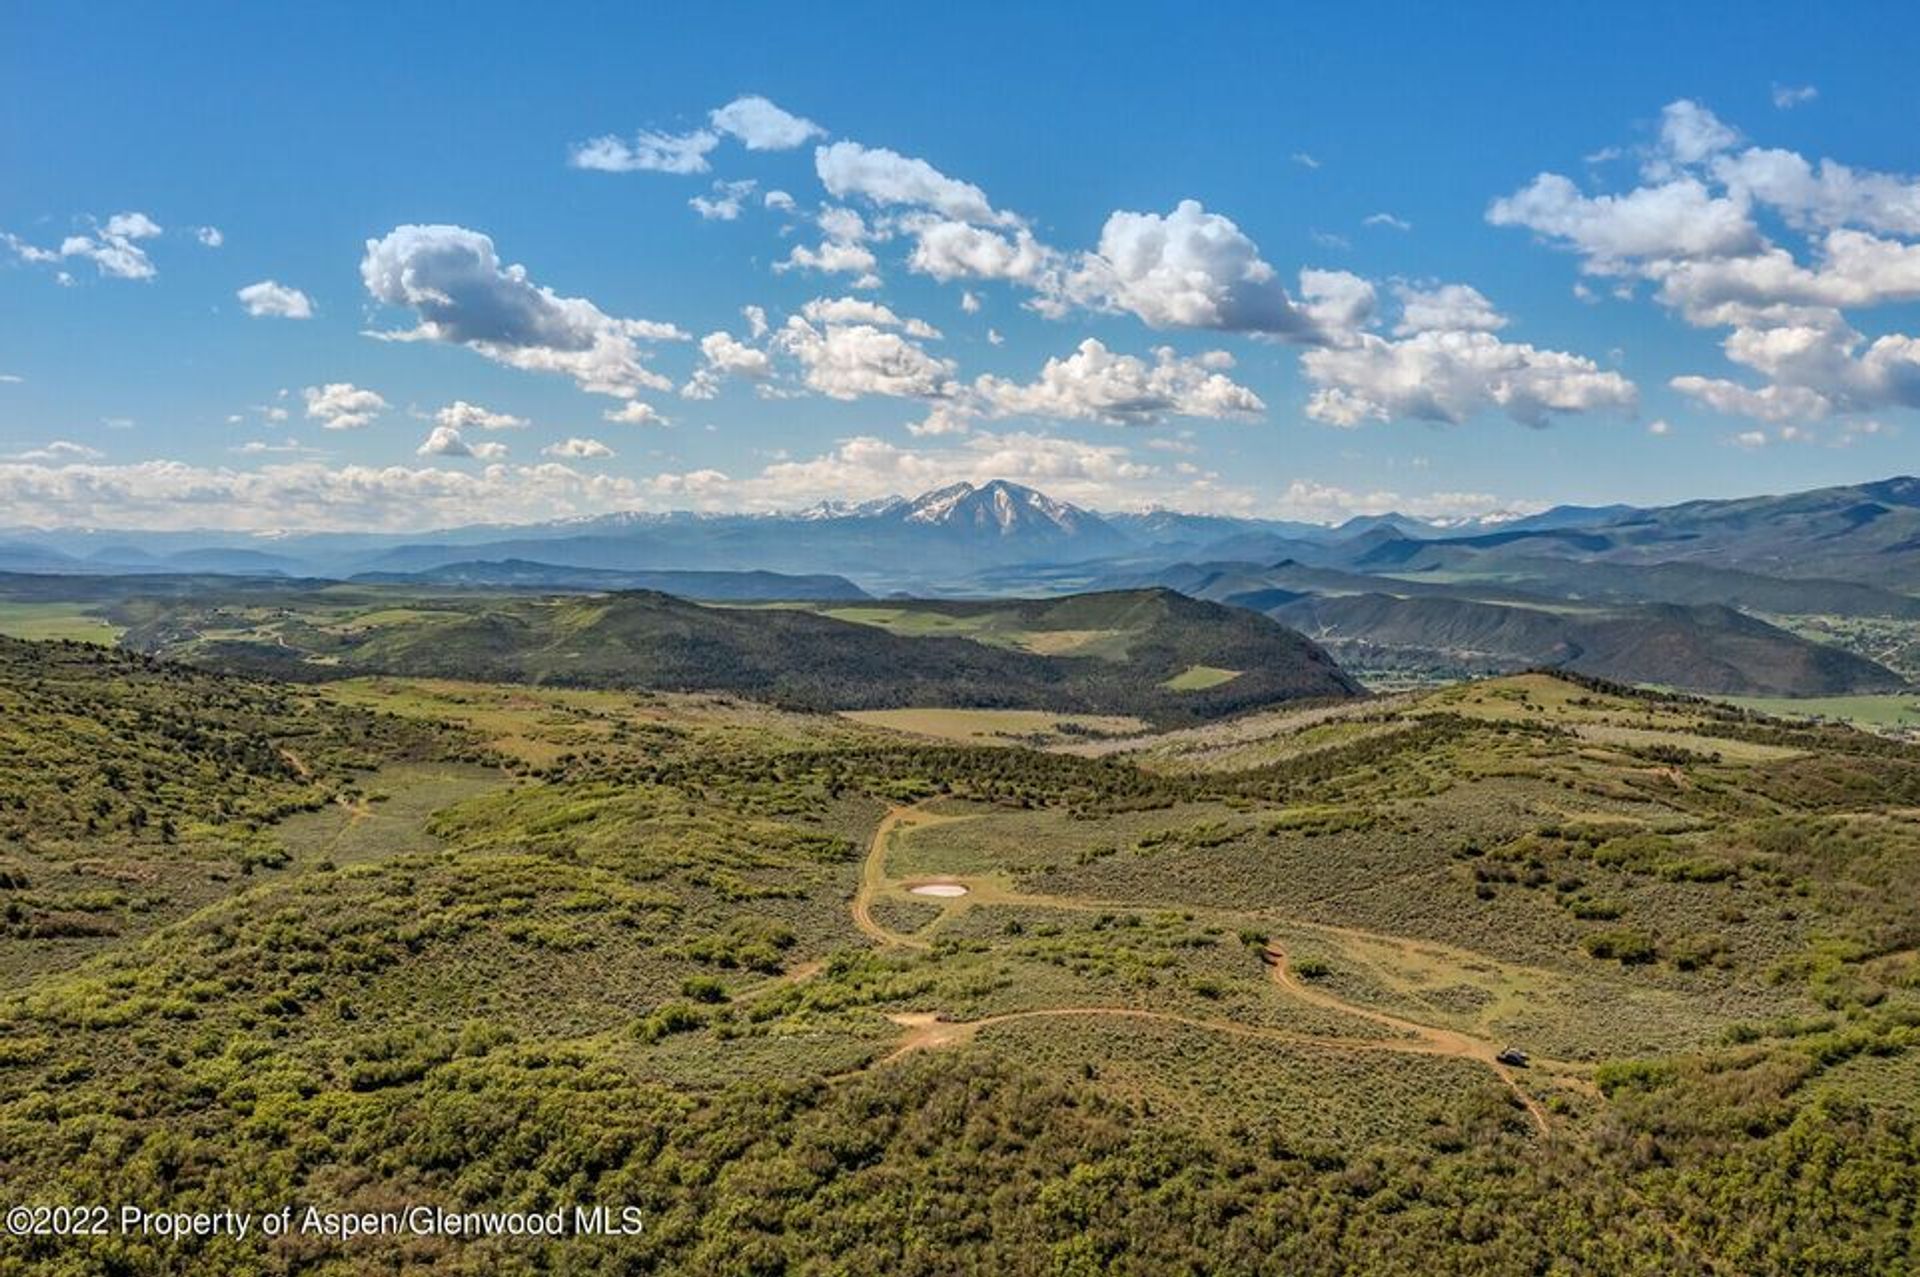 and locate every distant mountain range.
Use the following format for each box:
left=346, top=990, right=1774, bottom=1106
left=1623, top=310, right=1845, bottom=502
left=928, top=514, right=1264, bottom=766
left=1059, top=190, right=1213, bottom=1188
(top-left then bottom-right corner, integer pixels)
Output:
left=4, top=474, right=1919, bottom=697
left=5, top=475, right=1916, bottom=593
left=0, top=479, right=1137, bottom=587
left=0, top=478, right=1492, bottom=580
